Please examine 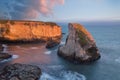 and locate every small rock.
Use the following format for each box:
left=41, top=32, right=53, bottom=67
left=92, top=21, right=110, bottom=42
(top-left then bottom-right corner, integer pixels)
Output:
left=46, top=41, right=59, bottom=48
left=0, top=63, right=42, bottom=80
left=0, top=52, right=12, bottom=61
left=0, top=44, right=3, bottom=51
left=46, top=38, right=60, bottom=48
